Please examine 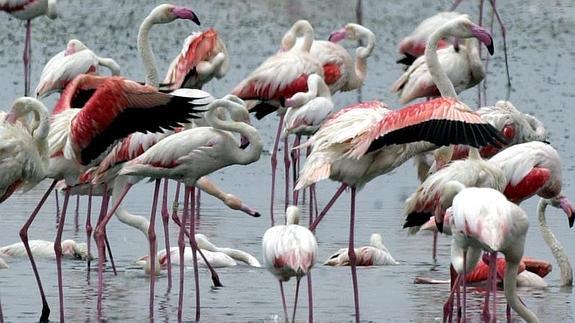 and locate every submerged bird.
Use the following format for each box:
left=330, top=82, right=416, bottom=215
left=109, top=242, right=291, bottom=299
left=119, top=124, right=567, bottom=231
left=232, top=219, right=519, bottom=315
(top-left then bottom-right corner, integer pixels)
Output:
left=0, top=239, right=90, bottom=260
left=324, top=233, right=398, bottom=266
